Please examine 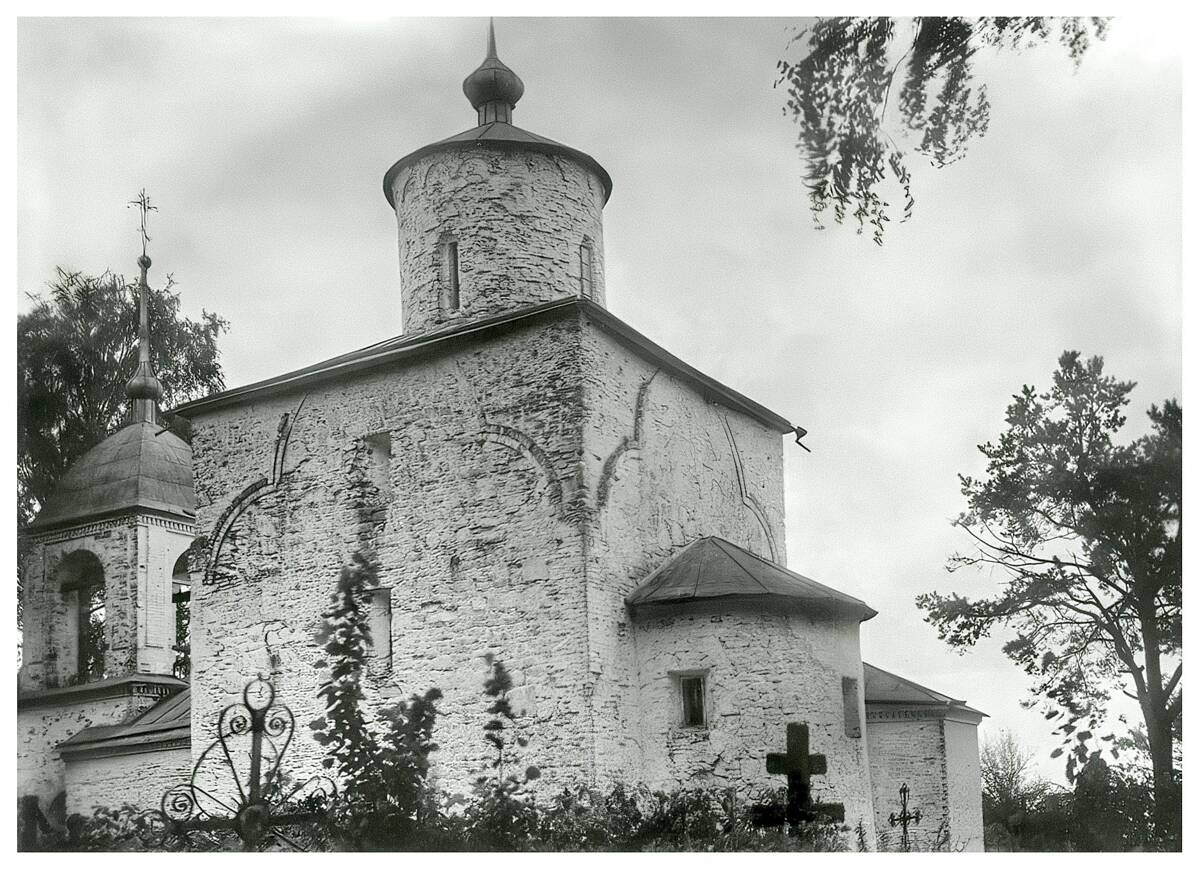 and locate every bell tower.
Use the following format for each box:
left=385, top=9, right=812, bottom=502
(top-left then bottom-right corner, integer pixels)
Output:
left=382, top=19, right=613, bottom=336
left=18, top=195, right=194, bottom=811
